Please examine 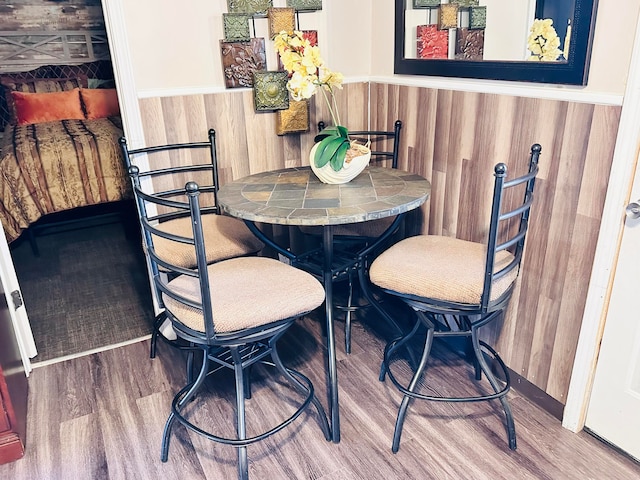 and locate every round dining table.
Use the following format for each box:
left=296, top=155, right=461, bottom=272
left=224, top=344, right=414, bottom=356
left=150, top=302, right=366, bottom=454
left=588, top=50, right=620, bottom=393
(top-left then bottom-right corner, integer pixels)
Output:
left=218, top=165, right=431, bottom=442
